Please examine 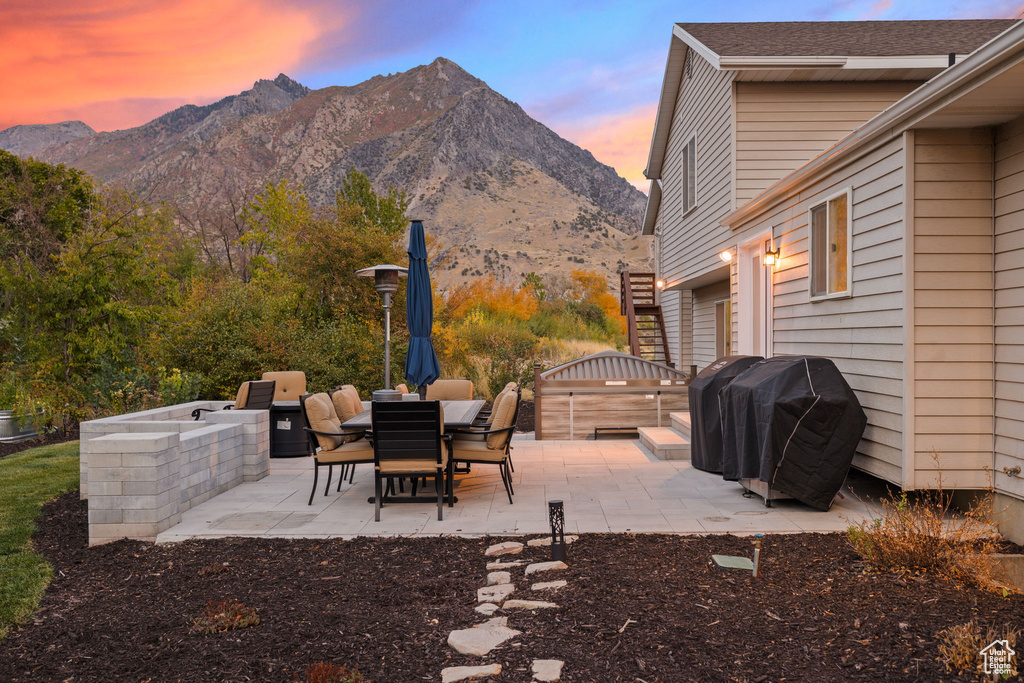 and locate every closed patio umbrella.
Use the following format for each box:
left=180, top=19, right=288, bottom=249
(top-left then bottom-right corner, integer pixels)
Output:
left=404, top=220, right=441, bottom=389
